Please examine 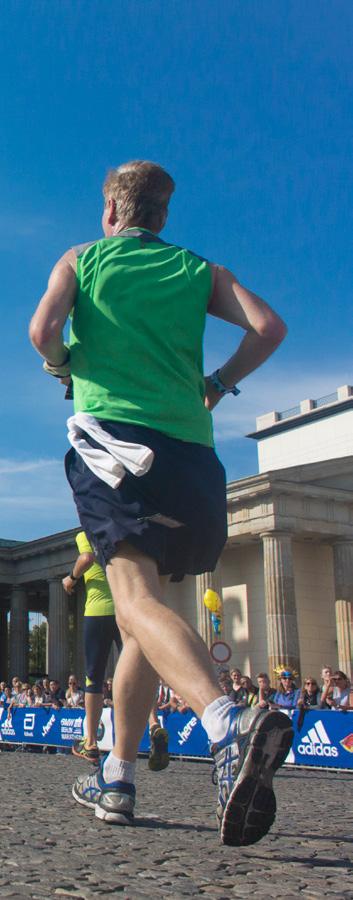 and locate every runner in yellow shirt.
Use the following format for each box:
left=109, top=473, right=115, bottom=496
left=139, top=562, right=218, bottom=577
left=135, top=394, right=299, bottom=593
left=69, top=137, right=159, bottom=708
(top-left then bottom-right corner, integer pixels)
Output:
left=63, top=531, right=168, bottom=769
